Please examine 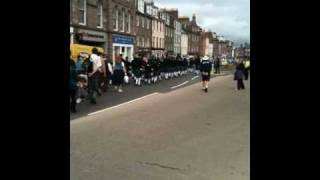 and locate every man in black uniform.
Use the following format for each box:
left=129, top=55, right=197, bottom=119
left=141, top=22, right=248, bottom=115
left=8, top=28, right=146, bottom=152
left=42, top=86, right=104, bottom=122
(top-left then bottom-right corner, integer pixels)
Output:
left=200, top=56, right=212, bottom=93
left=143, top=57, right=152, bottom=84
left=131, top=55, right=143, bottom=86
